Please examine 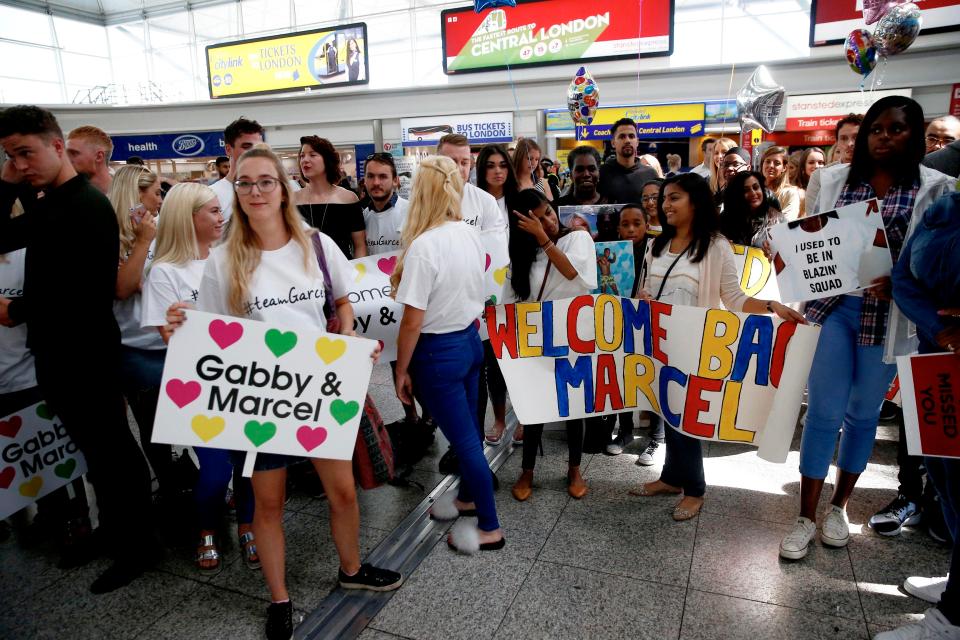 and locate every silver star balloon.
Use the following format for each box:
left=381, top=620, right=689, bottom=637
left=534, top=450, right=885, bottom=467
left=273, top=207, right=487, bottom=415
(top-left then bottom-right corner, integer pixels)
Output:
left=736, top=65, right=785, bottom=133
